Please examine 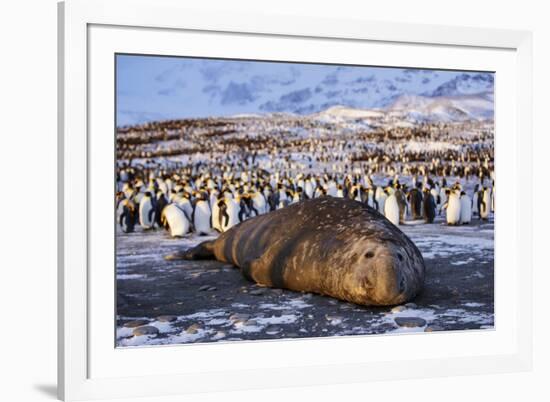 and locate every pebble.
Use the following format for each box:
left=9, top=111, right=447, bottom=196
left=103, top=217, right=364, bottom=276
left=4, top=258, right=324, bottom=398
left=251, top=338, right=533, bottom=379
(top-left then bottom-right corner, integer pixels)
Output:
left=123, top=319, right=149, bottom=328
left=229, top=313, right=250, bottom=322
left=424, top=325, right=445, bottom=332
left=244, top=319, right=258, bottom=326
left=285, top=332, right=299, bottom=338
left=404, top=303, right=417, bottom=309
left=391, top=306, right=406, bottom=313
left=133, top=326, right=159, bottom=336
left=249, top=289, right=266, bottom=296
left=271, top=289, right=283, bottom=295
left=208, top=286, right=217, bottom=291
left=199, top=285, right=210, bottom=291
left=186, top=323, right=202, bottom=334
left=325, top=314, right=344, bottom=324
left=265, top=325, right=282, bottom=335
left=394, top=317, right=427, bottom=328
left=156, top=315, right=177, bottom=322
